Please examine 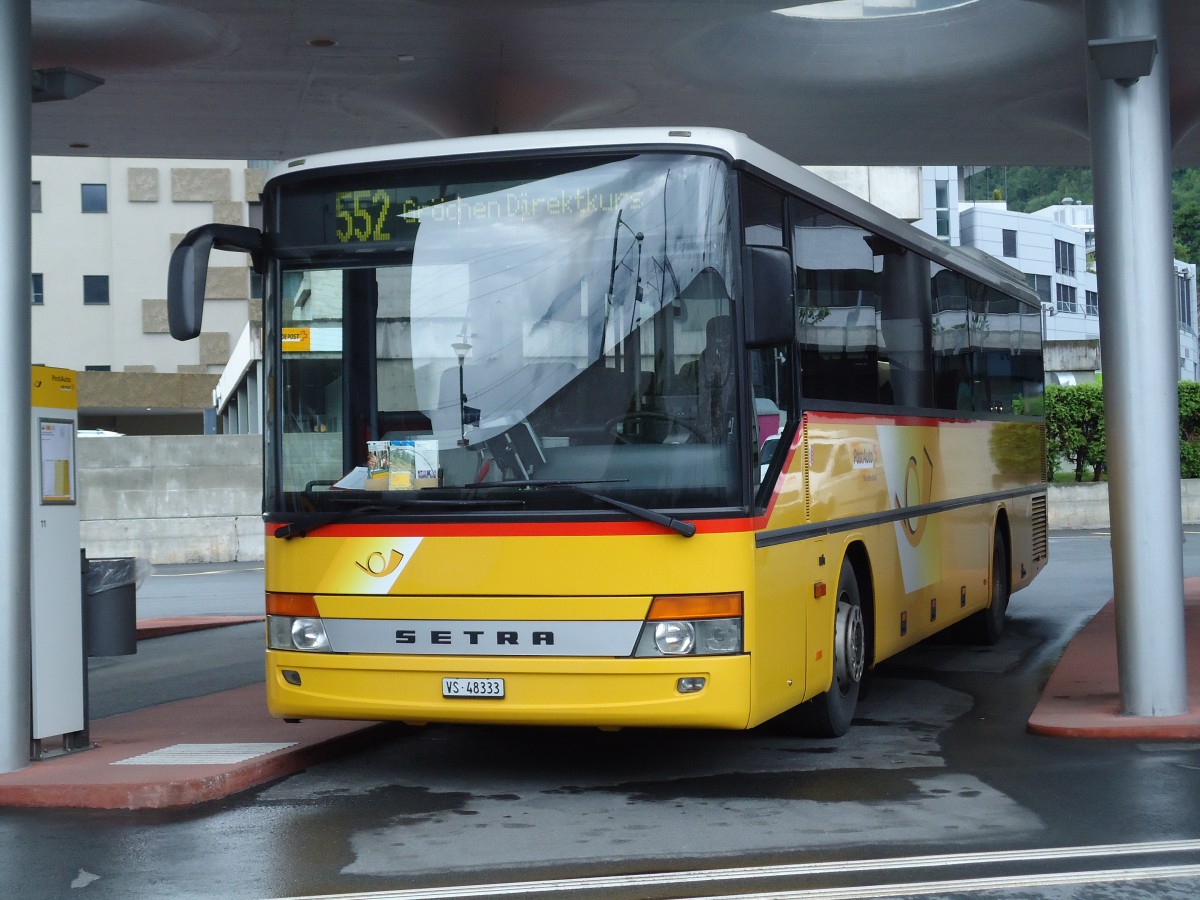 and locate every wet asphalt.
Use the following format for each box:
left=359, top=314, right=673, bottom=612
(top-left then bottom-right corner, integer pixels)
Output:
left=3, top=533, right=1200, bottom=899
